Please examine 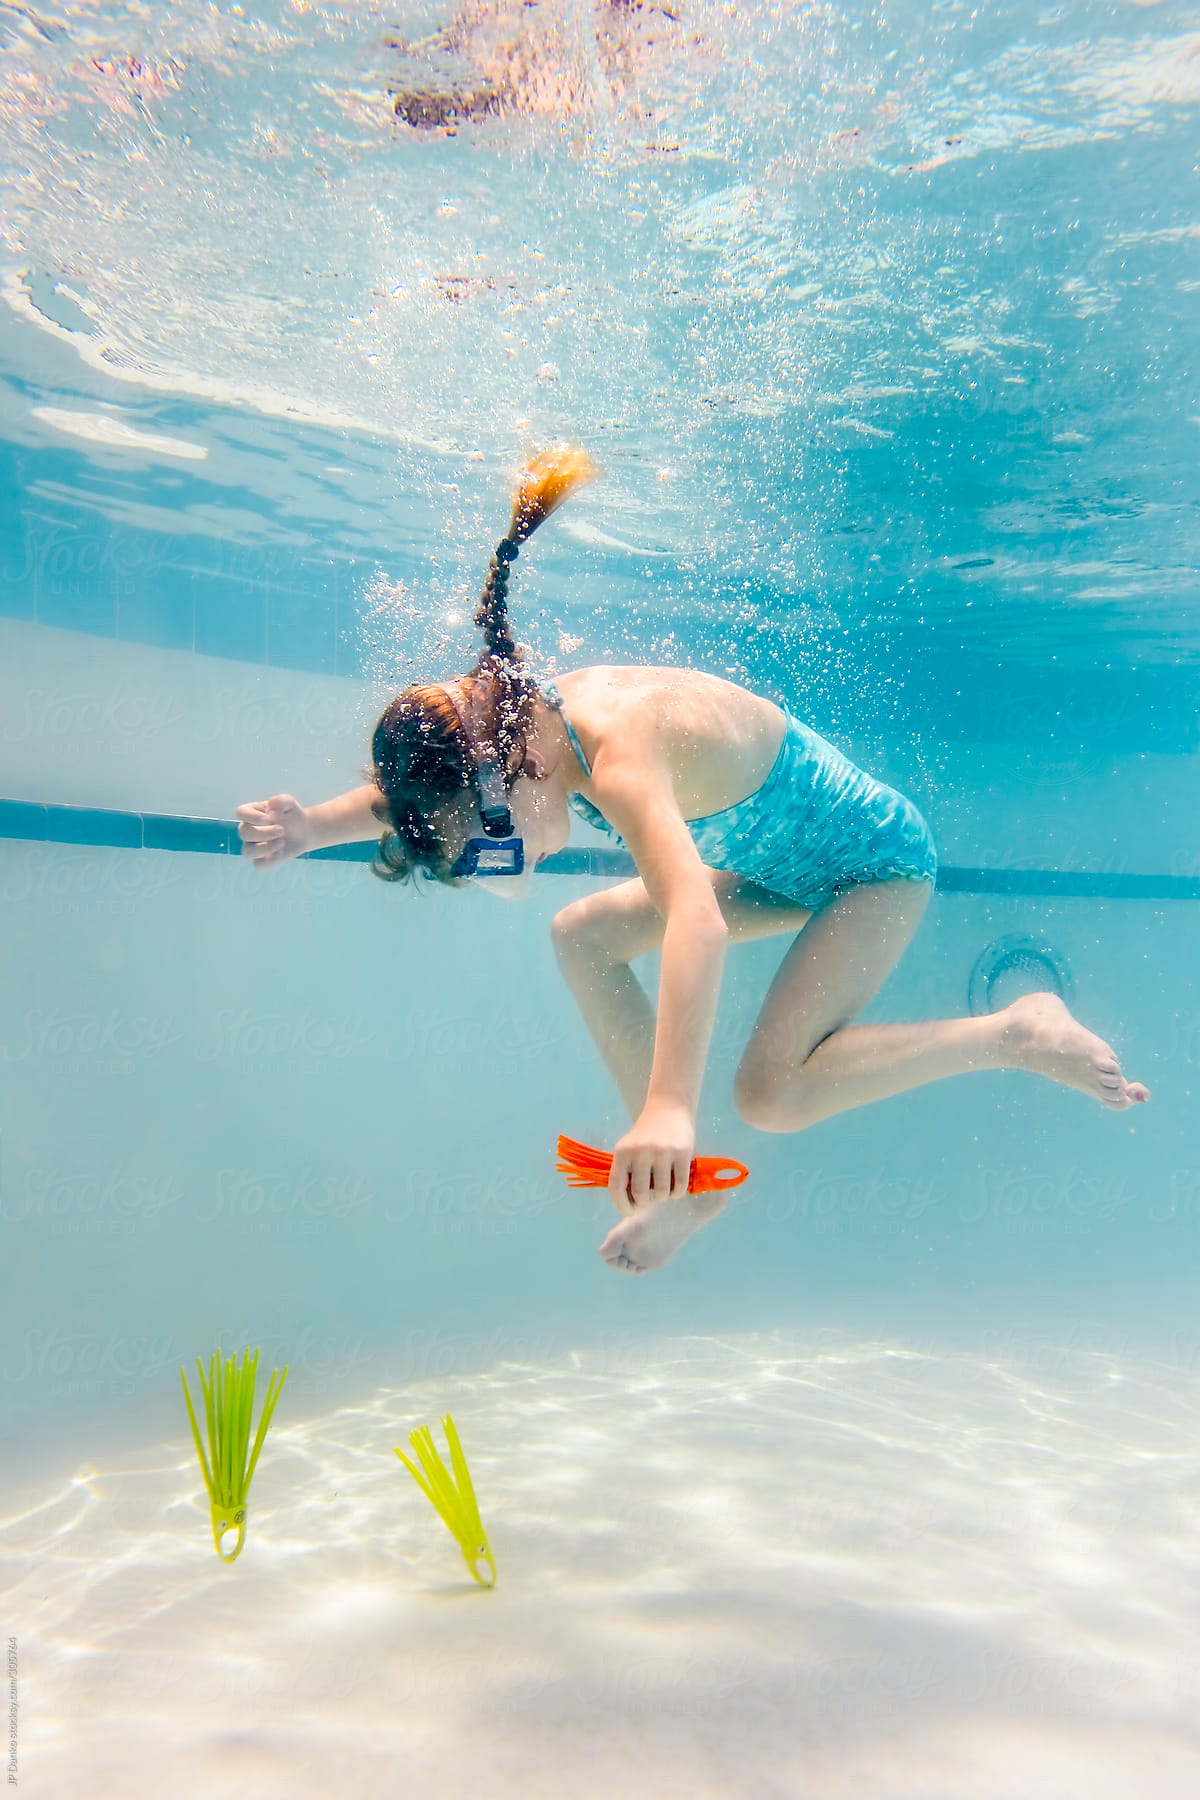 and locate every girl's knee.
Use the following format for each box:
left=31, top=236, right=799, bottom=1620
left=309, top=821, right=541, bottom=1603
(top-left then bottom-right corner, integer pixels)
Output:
left=734, top=1059, right=811, bottom=1134
left=551, top=898, right=595, bottom=959
left=733, top=1065, right=780, bottom=1132
left=735, top=1005, right=849, bottom=1129
left=551, top=895, right=624, bottom=969
left=552, top=888, right=660, bottom=968
left=551, top=897, right=586, bottom=937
